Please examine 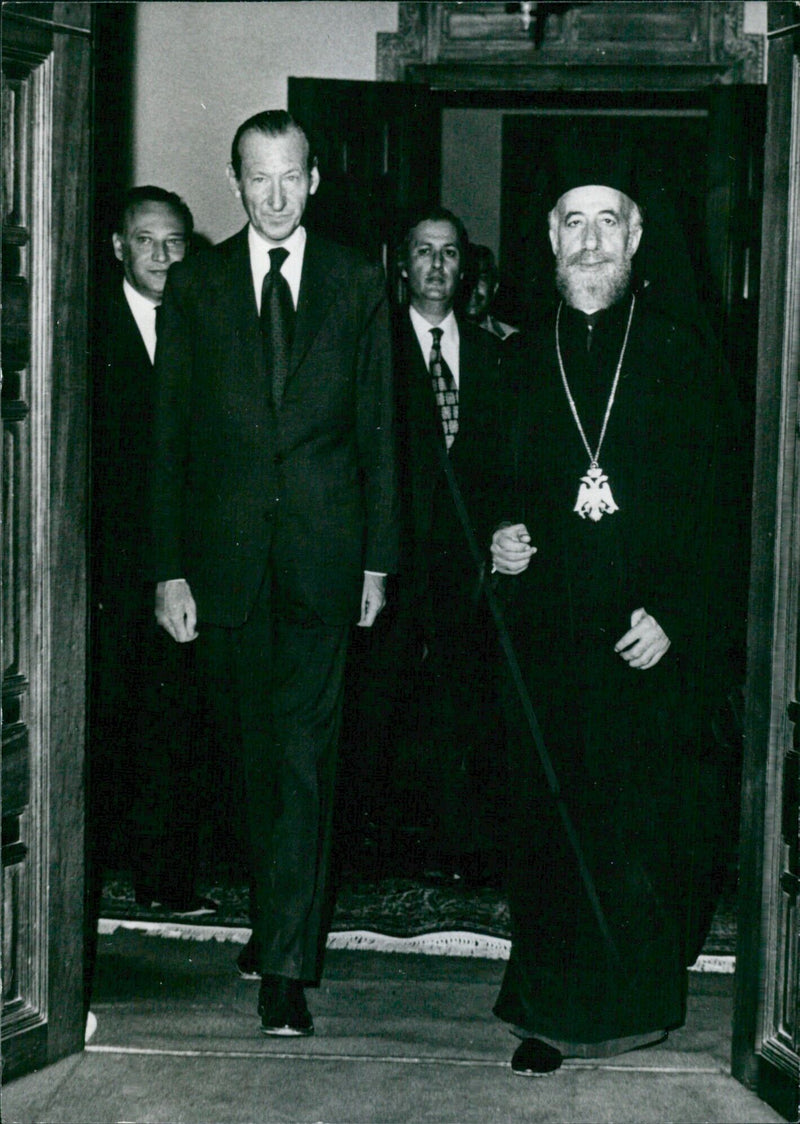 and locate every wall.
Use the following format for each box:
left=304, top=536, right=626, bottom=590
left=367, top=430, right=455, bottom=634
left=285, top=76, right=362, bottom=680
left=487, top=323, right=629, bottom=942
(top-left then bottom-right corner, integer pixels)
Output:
left=440, top=110, right=503, bottom=257
left=440, top=0, right=768, bottom=259
left=131, top=1, right=767, bottom=247
left=132, top=2, right=398, bottom=241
